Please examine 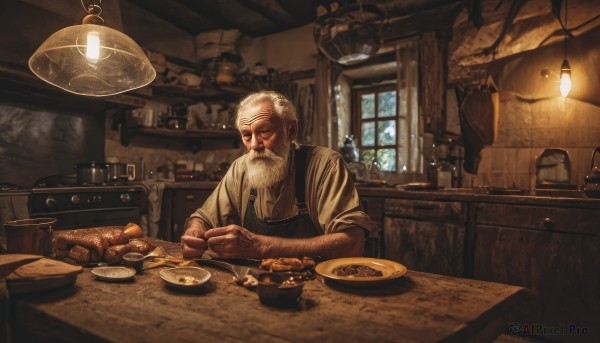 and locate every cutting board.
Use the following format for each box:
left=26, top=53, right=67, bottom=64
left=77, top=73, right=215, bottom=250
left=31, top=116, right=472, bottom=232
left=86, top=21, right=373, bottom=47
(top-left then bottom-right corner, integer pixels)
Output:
left=0, top=254, right=44, bottom=279
left=1, top=255, right=83, bottom=295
